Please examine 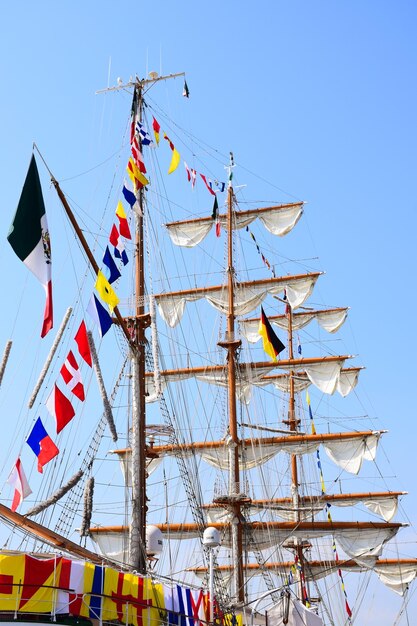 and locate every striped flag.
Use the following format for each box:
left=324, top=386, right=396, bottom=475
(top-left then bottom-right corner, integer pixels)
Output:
left=258, top=307, right=285, bottom=361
